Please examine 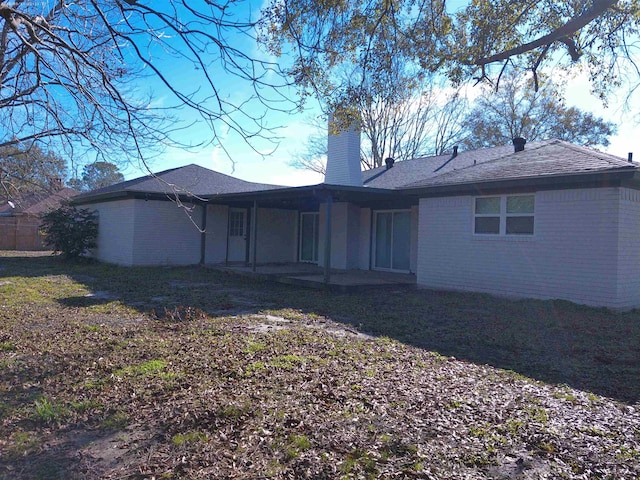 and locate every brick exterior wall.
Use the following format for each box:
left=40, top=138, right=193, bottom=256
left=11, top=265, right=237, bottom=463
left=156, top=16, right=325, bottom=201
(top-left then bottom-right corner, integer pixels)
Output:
left=255, top=208, right=298, bottom=263
left=616, top=188, right=640, bottom=308
left=91, top=200, right=136, bottom=265
left=324, top=118, right=362, bottom=187
left=131, top=200, right=202, bottom=266
left=204, top=204, right=228, bottom=264
left=90, top=199, right=202, bottom=266
left=417, top=187, right=637, bottom=308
